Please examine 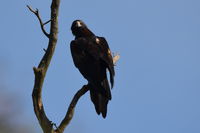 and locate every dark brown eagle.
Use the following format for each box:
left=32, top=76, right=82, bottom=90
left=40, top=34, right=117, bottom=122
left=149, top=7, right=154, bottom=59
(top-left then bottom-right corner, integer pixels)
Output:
left=70, top=20, right=115, bottom=118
